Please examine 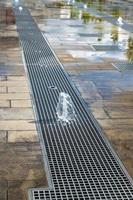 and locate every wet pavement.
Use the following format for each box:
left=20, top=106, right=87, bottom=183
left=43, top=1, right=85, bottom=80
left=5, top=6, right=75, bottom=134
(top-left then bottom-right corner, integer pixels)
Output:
left=31, top=0, right=133, bottom=177
left=0, top=0, right=133, bottom=199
